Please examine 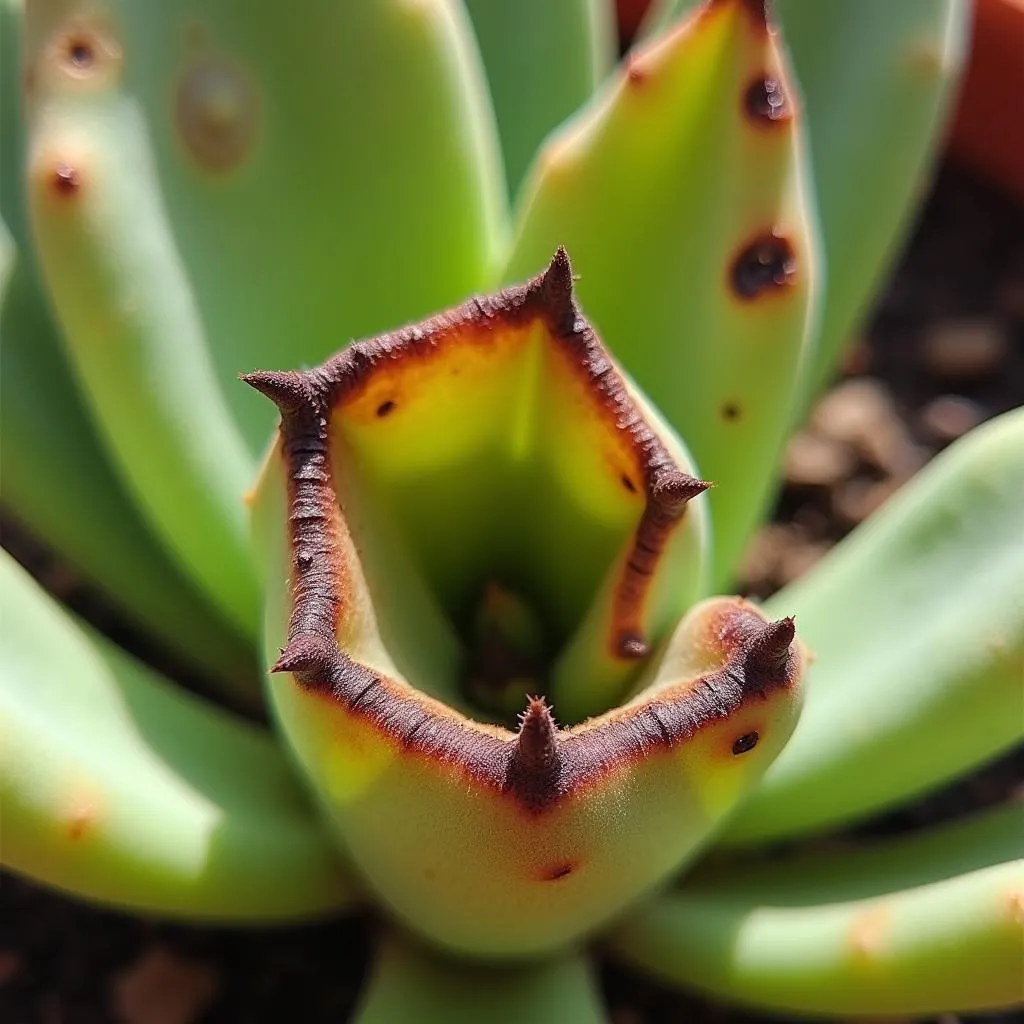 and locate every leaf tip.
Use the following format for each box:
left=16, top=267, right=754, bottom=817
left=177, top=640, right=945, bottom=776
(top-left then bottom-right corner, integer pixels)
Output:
left=745, top=615, right=796, bottom=678
left=242, top=369, right=311, bottom=414
left=533, top=247, right=578, bottom=336
left=272, top=632, right=334, bottom=675
left=505, top=696, right=562, bottom=806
